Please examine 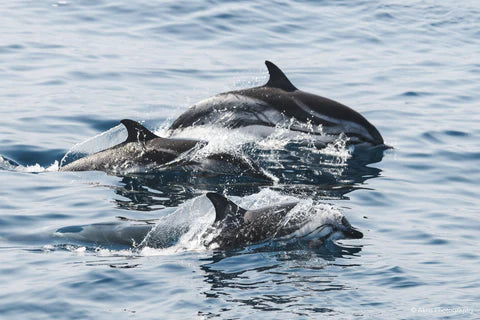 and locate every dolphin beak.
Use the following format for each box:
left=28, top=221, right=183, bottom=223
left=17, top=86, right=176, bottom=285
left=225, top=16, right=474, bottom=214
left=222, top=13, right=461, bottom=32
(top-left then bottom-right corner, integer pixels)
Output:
left=344, top=227, right=363, bottom=239
left=341, top=216, right=363, bottom=239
